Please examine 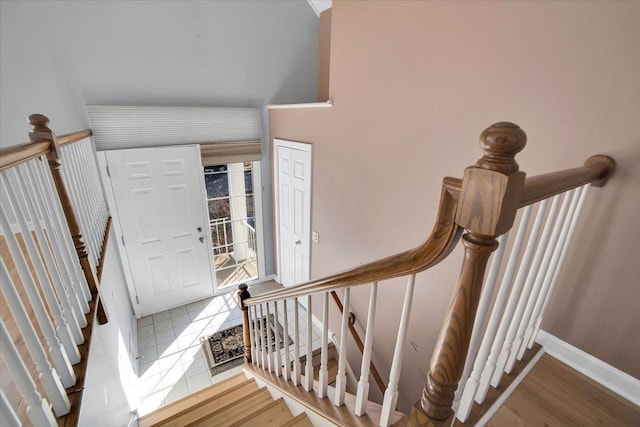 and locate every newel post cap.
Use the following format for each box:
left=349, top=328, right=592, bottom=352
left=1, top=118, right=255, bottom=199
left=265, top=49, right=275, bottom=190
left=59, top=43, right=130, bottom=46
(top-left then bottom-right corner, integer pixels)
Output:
left=28, top=114, right=54, bottom=143
left=477, top=122, right=527, bottom=174
left=237, top=283, right=250, bottom=309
